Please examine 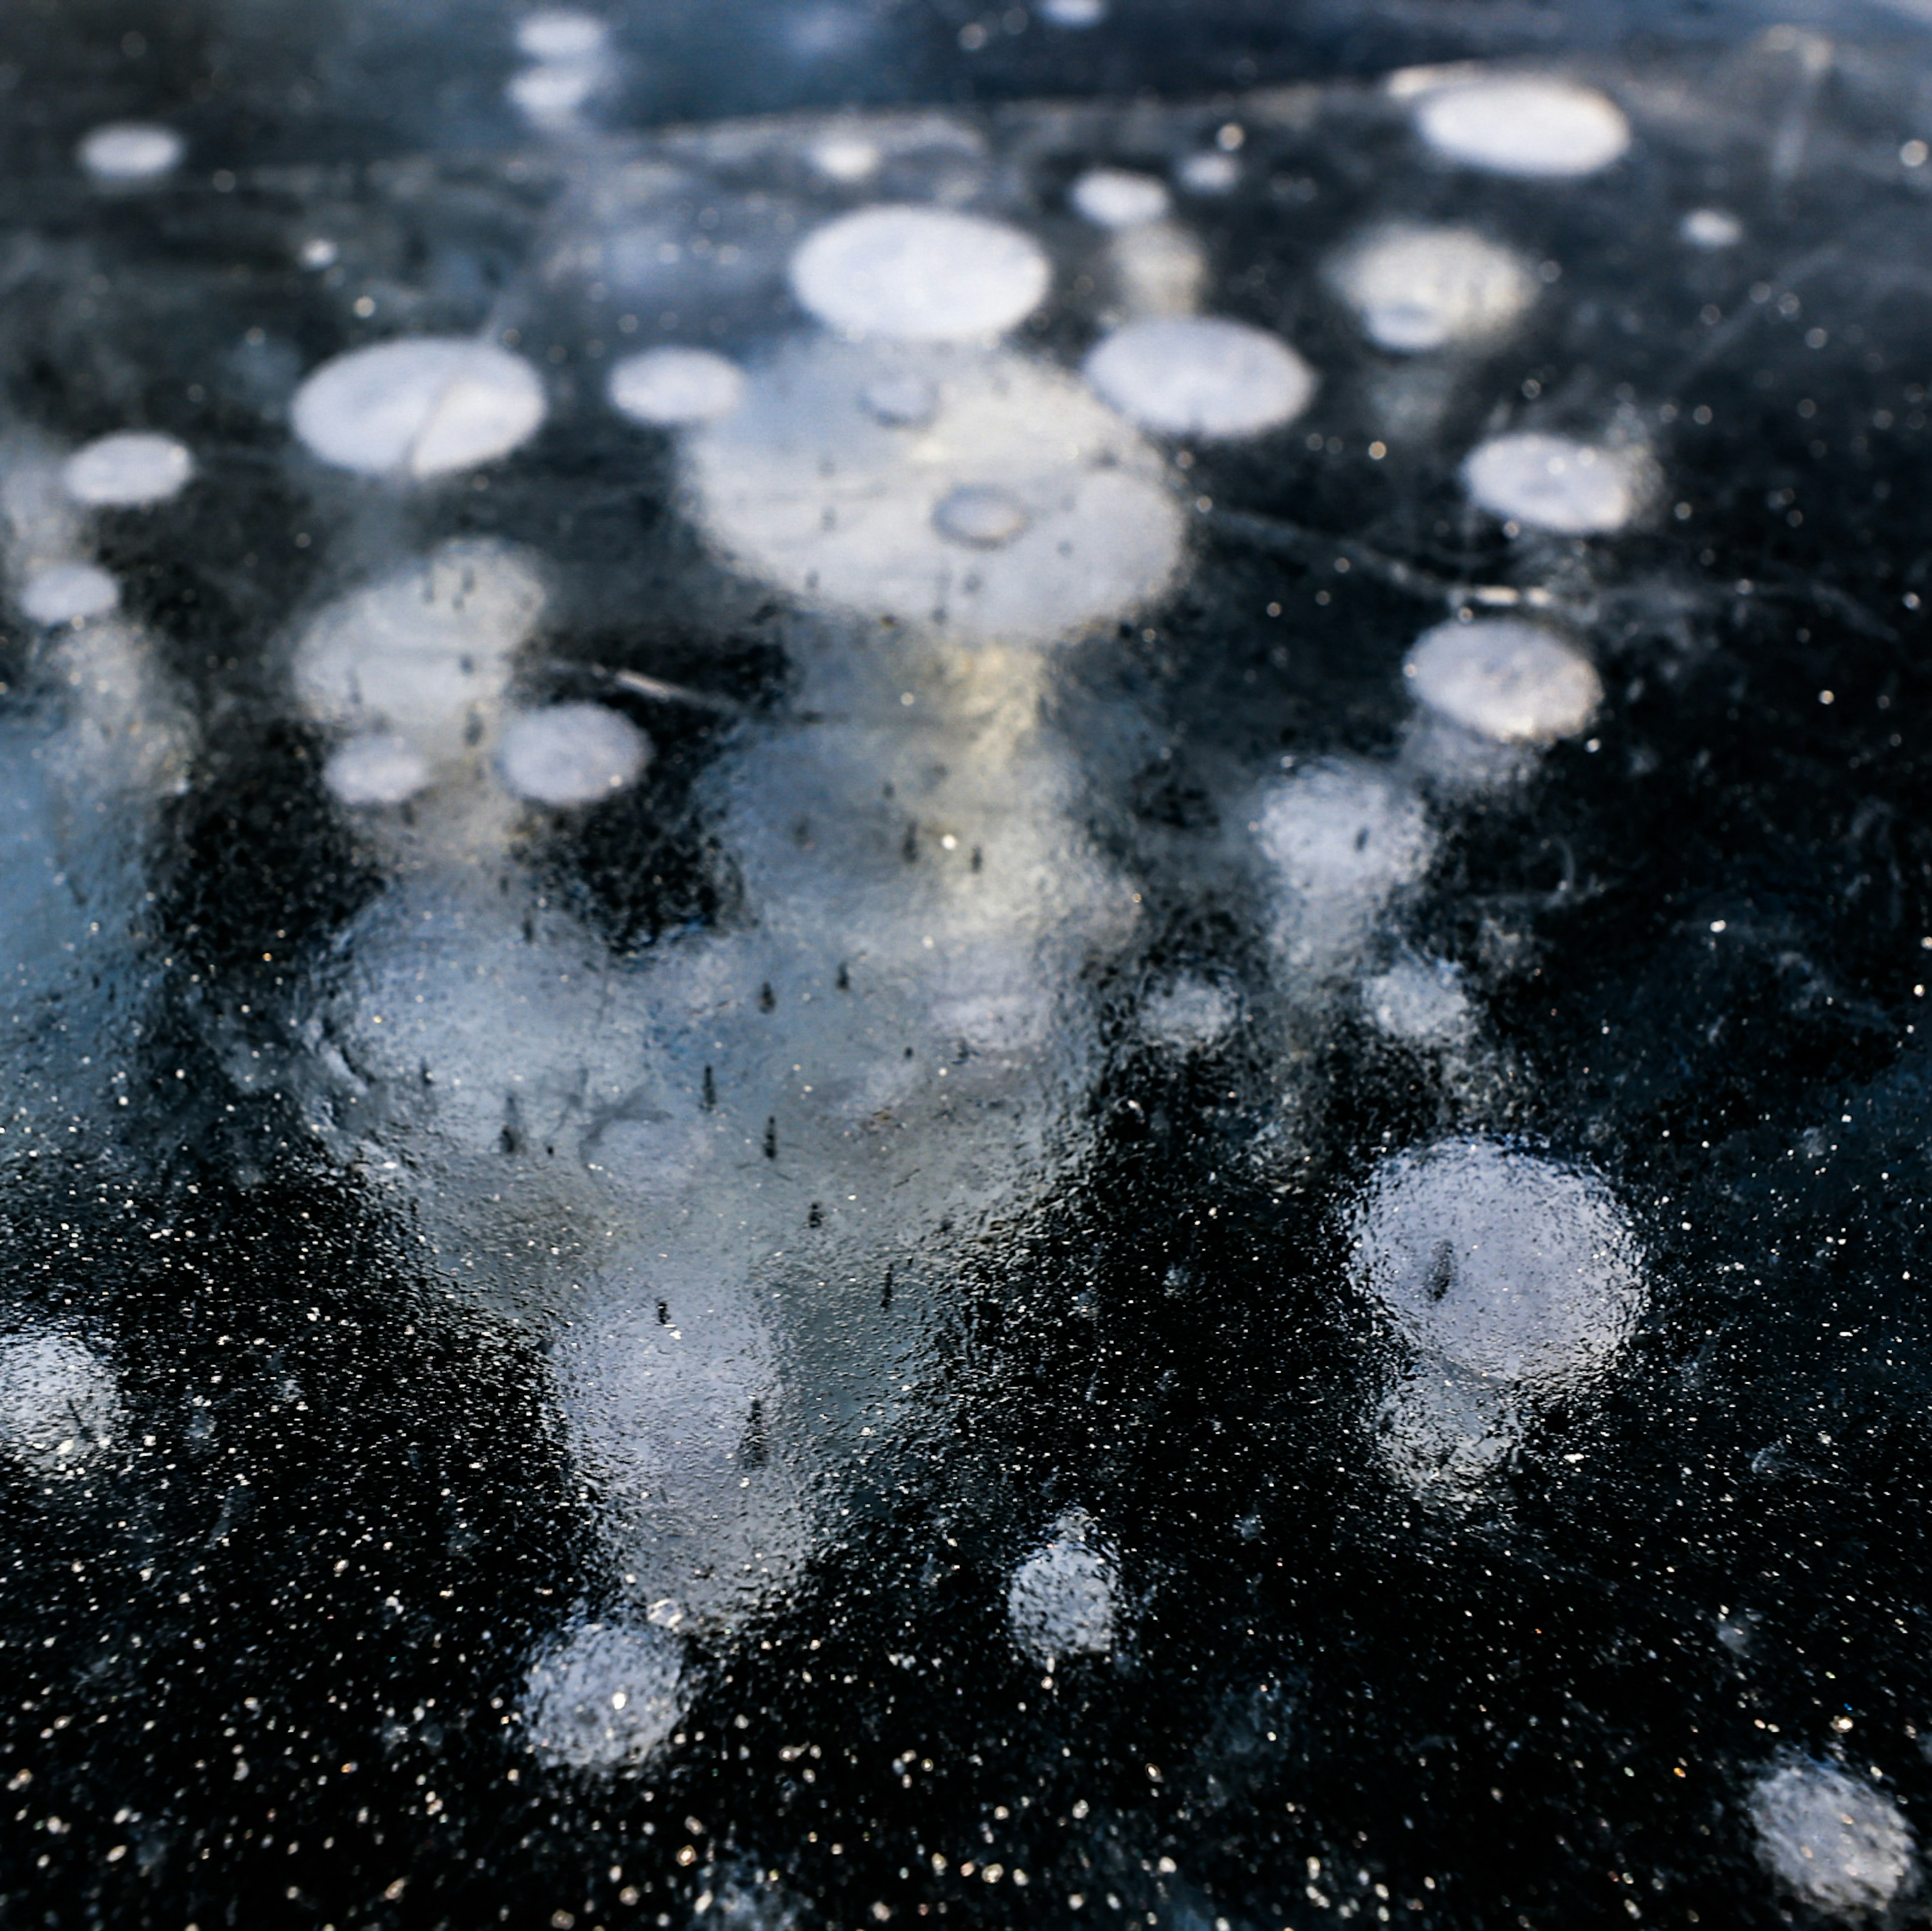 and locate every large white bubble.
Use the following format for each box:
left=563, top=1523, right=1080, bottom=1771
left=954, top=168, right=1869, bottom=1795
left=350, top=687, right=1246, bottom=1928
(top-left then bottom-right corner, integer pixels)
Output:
left=1463, top=431, right=1642, bottom=535
left=63, top=433, right=193, bottom=508
left=608, top=347, right=746, bottom=427
left=1405, top=619, right=1600, bottom=744
left=1071, top=168, right=1171, bottom=229
left=1413, top=76, right=1631, bottom=179
left=522, top=1620, right=687, bottom=1772
left=0, top=1331, right=119, bottom=1473
left=787, top=205, right=1051, bottom=342
left=1749, top=1760, right=1916, bottom=1919
left=1327, top=223, right=1536, bottom=354
left=77, top=121, right=184, bottom=184
left=18, top=561, right=119, bottom=626
left=1007, top=1512, right=1117, bottom=1667
left=498, top=703, right=651, bottom=807
left=291, top=338, right=547, bottom=479
left=1083, top=316, right=1315, bottom=439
